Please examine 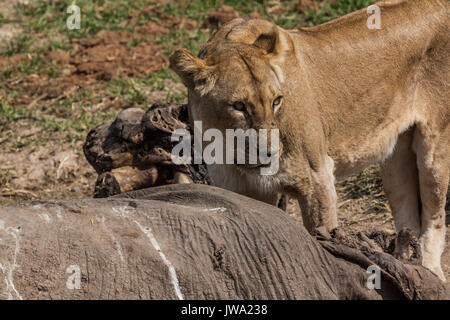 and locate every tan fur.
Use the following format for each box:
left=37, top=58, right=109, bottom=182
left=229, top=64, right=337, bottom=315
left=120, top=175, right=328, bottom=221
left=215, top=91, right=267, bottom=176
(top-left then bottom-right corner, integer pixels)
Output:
left=170, top=0, right=449, bottom=280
